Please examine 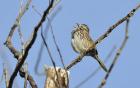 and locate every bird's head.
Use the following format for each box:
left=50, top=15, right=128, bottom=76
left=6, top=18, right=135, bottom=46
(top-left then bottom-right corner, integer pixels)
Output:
left=75, top=23, right=89, bottom=32
left=71, top=23, right=89, bottom=38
